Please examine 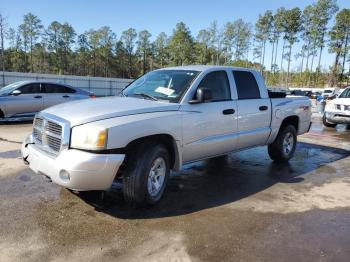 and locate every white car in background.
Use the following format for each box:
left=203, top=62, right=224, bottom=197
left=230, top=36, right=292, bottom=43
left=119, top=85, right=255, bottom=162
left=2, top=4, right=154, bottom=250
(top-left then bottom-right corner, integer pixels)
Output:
left=322, top=87, right=339, bottom=99
left=323, top=86, right=350, bottom=127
